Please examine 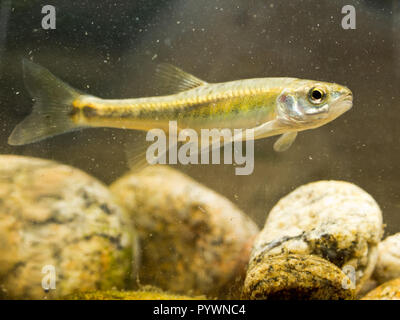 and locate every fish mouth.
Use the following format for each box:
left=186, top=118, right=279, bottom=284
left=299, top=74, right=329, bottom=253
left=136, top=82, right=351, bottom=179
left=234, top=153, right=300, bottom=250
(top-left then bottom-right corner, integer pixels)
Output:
left=320, top=92, right=352, bottom=124
left=336, top=92, right=353, bottom=113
